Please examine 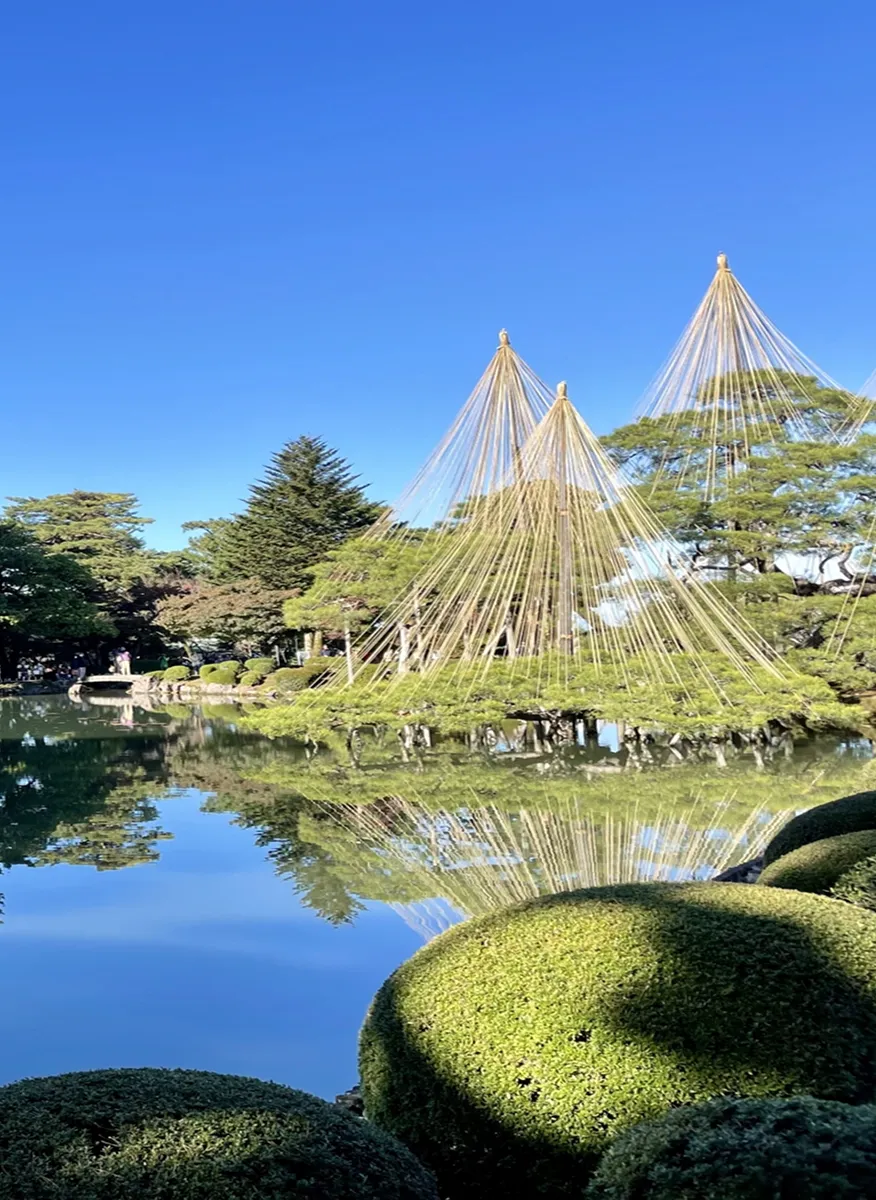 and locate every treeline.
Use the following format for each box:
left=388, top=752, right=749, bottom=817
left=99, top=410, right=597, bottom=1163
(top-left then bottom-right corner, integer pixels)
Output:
left=0, top=435, right=380, bottom=679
